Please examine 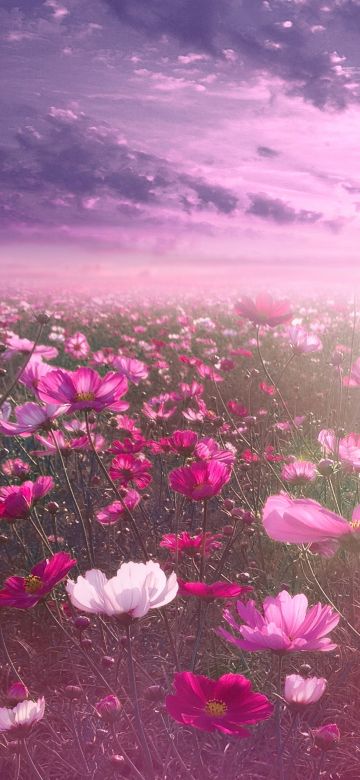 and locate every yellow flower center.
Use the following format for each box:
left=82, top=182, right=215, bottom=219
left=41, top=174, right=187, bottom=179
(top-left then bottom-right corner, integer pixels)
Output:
left=350, top=520, right=360, bottom=530
left=204, top=699, right=227, bottom=717
left=24, top=575, right=43, bottom=594
left=75, top=391, right=95, bottom=401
